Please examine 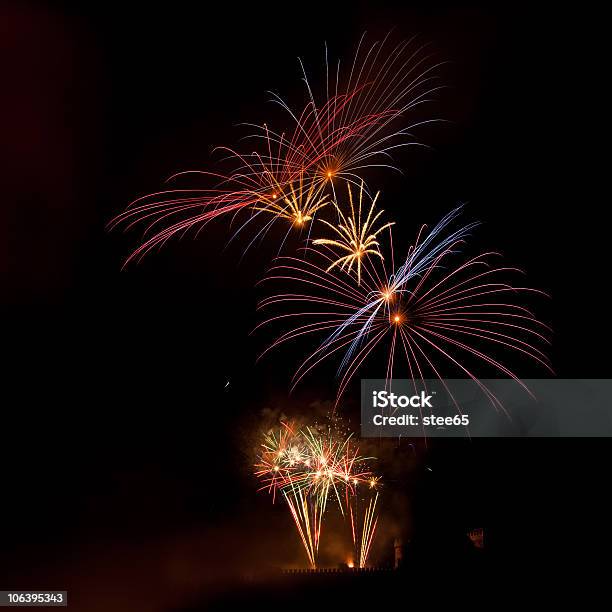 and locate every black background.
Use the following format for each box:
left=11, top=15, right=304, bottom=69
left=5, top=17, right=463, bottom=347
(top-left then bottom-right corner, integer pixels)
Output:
left=0, top=1, right=608, bottom=609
